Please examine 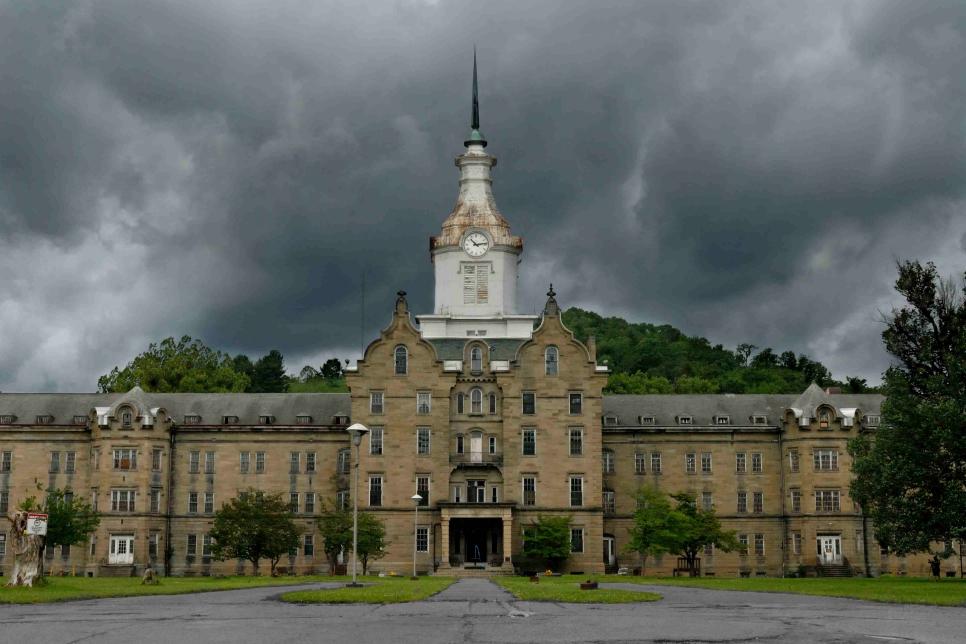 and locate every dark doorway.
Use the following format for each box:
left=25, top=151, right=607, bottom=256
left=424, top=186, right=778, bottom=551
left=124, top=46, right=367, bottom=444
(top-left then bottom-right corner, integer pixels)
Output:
left=450, top=518, right=502, bottom=567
